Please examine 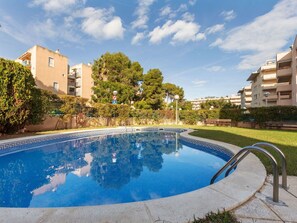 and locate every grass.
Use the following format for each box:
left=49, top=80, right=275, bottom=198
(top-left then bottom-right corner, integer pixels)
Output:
left=190, top=126, right=297, bottom=176
left=191, top=210, right=240, bottom=223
